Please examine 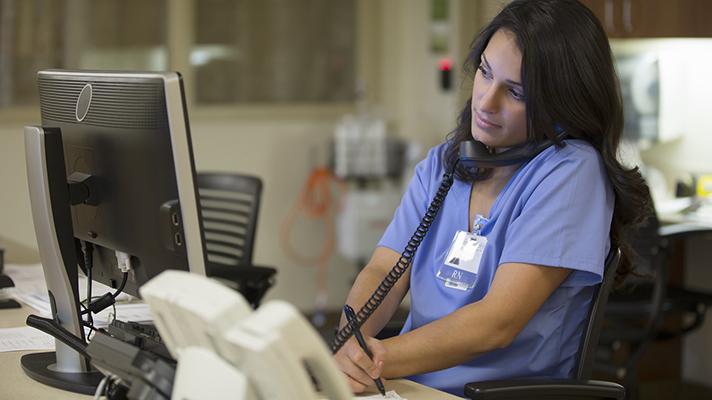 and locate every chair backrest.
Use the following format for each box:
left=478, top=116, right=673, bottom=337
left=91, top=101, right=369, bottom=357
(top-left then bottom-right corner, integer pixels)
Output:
left=606, top=211, right=668, bottom=333
left=626, top=212, right=664, bottom=281
left=575, top=247, right=621, bottom=380
left=197, top=172, right=262, bottom=267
